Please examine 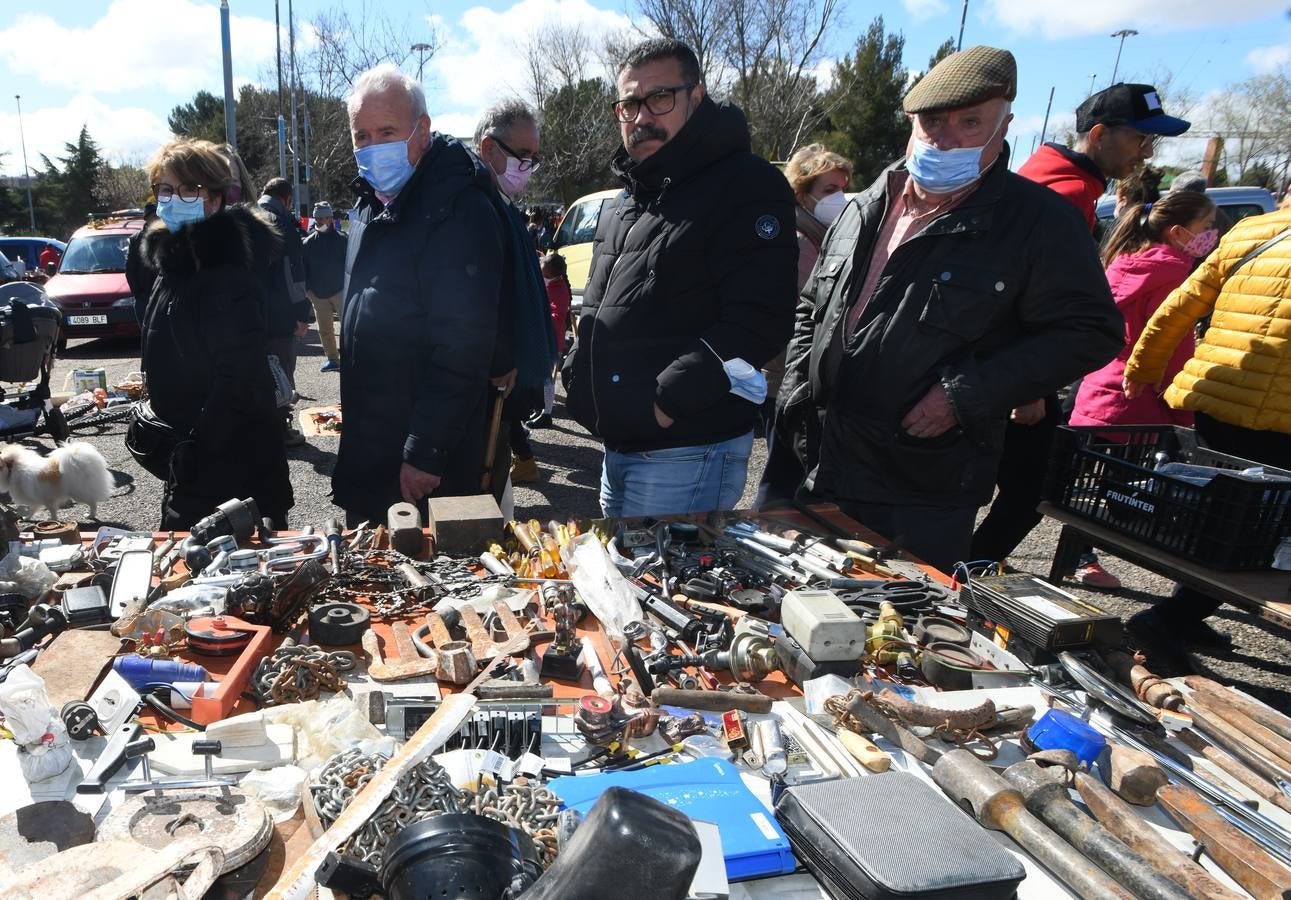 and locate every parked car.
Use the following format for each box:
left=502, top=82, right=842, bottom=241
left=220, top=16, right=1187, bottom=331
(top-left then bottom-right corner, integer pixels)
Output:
left=1095, top=185, right=1276, bottom=233
left=42, top=217, right=144, bottom=340
left=0, top=236, right=67, bottom=277
left=551, top=188, right=620, bottom=320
